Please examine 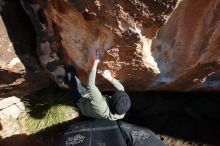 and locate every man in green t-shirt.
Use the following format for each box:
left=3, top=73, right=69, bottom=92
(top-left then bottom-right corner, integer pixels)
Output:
left=66, top=55, right=131, bottom=120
